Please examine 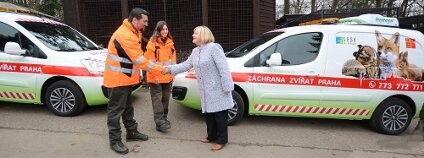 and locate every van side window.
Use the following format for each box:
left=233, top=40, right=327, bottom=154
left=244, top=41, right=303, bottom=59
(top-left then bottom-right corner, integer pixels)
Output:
left=0, top=22, right=44, bottom=58
left=275, top=32, right=322, bottom=66
left=246, top=32, right=323, bottom=67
